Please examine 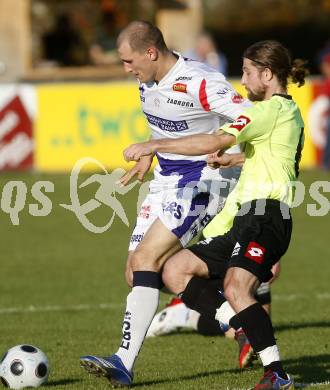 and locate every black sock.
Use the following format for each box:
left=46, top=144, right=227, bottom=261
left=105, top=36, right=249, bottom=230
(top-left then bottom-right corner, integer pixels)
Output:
left=230, top=302, right=276, bottom=351
left=181, top=277, right=226, bottom=319
left=197, top=314, right=224, bottom=336
left=230, top=302, right=286, bottom=378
